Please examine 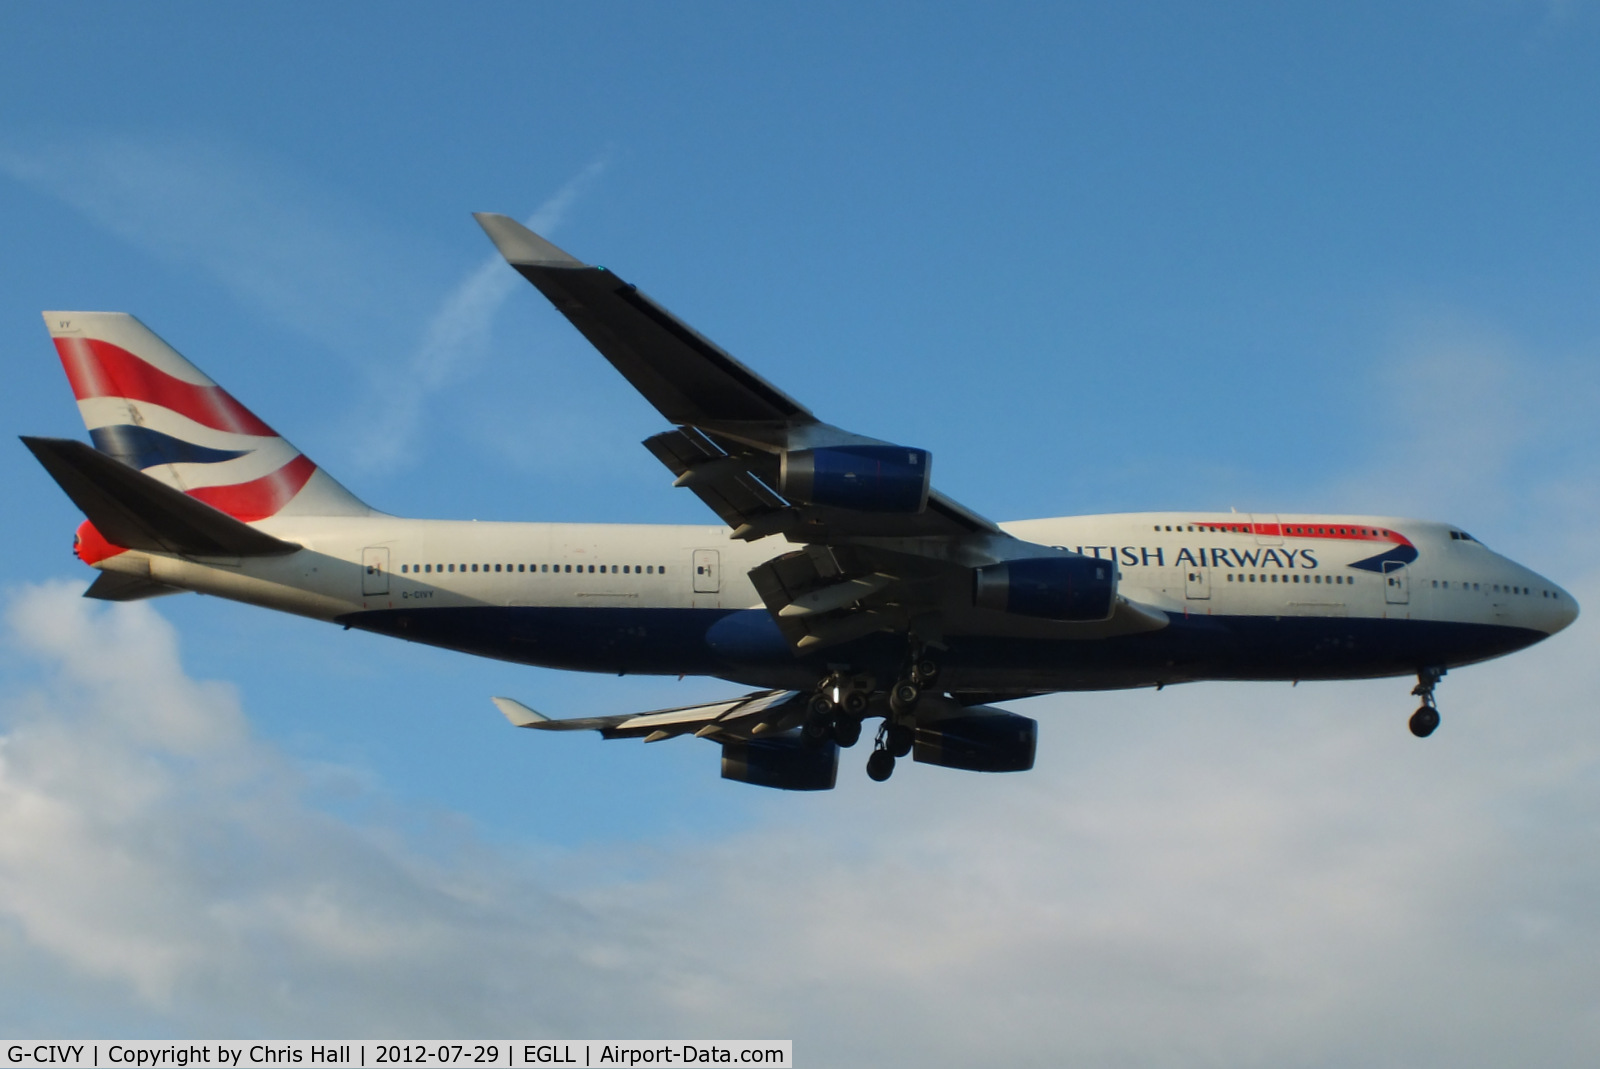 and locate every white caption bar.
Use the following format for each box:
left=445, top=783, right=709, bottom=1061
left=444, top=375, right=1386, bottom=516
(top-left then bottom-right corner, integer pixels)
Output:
left=1, top=1044, right=792, bottom=1069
